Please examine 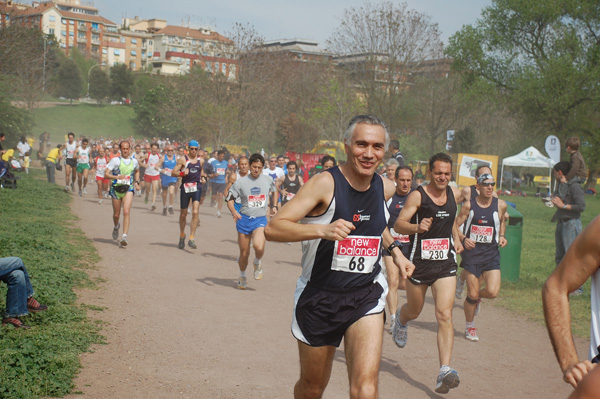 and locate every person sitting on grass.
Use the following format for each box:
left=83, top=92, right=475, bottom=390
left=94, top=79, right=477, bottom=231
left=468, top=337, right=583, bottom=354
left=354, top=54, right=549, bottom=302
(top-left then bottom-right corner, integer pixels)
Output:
left=0, top=256, right=48, bottom=329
